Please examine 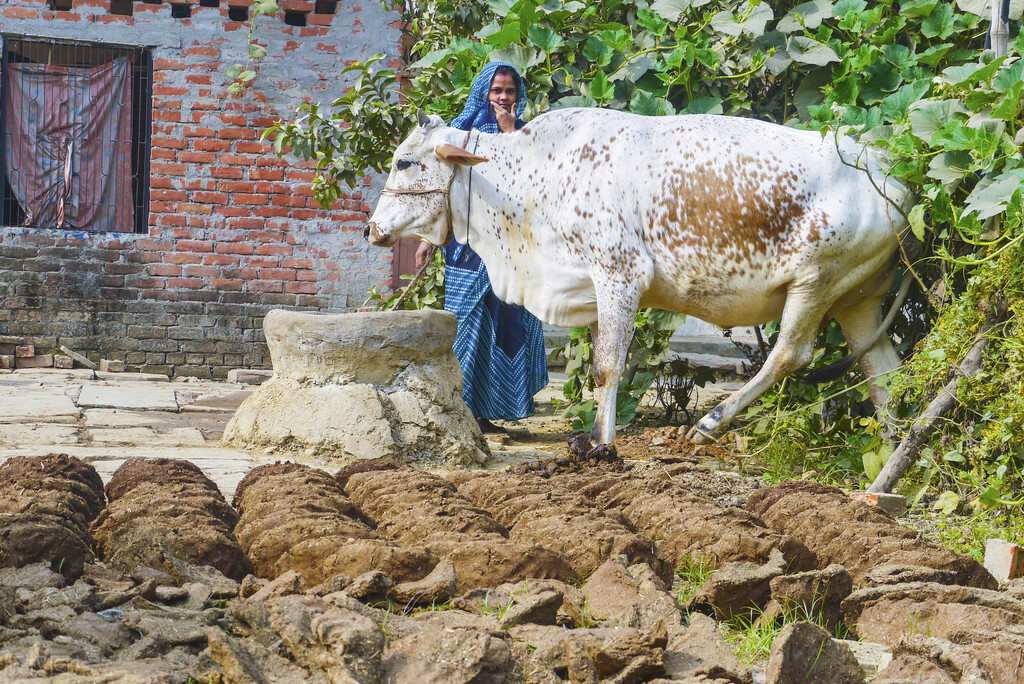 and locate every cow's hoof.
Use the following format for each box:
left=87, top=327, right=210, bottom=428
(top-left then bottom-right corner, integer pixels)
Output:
left=686, top=425, right=718, bottom=445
